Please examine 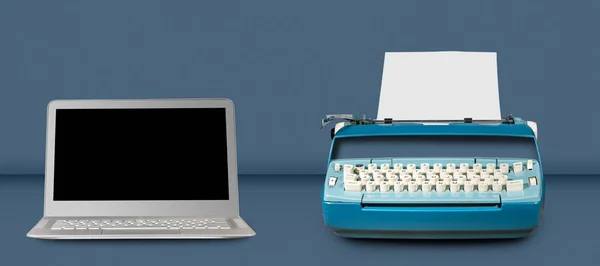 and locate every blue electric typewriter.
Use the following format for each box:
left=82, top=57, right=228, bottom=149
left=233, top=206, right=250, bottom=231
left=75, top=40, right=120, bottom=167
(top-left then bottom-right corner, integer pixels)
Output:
left=321, top=114, right=544, bottom=239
